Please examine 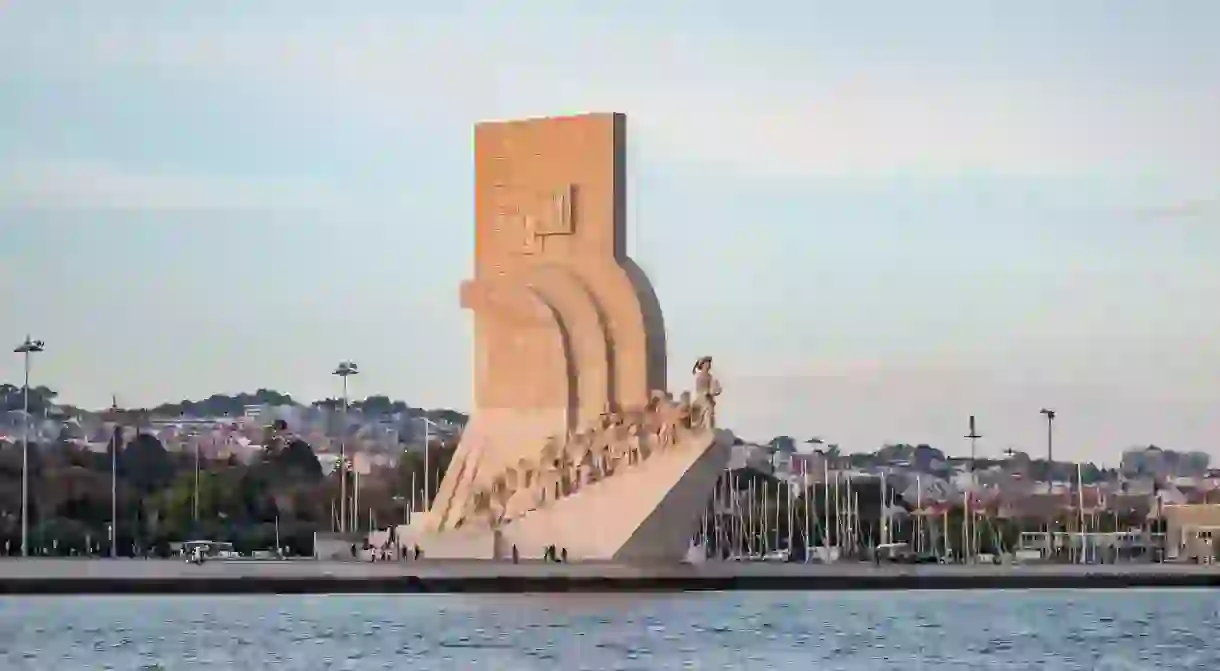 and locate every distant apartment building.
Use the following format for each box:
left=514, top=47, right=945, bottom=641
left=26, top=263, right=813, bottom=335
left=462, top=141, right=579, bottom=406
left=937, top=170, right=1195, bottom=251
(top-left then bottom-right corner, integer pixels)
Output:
left=727, top=442, right=775, bottom=474
left=1122, top=446, right=1210, bottom=478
